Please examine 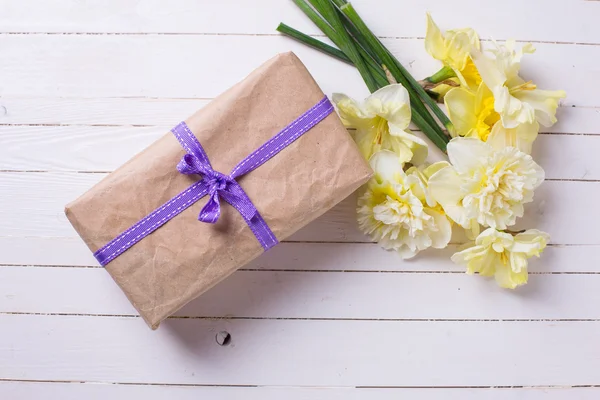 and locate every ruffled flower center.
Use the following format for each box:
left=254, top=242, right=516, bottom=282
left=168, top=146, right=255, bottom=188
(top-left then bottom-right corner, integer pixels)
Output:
left=459, top=149, right=537, bottom=228
left=372, top=192, right=435, bottom=238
